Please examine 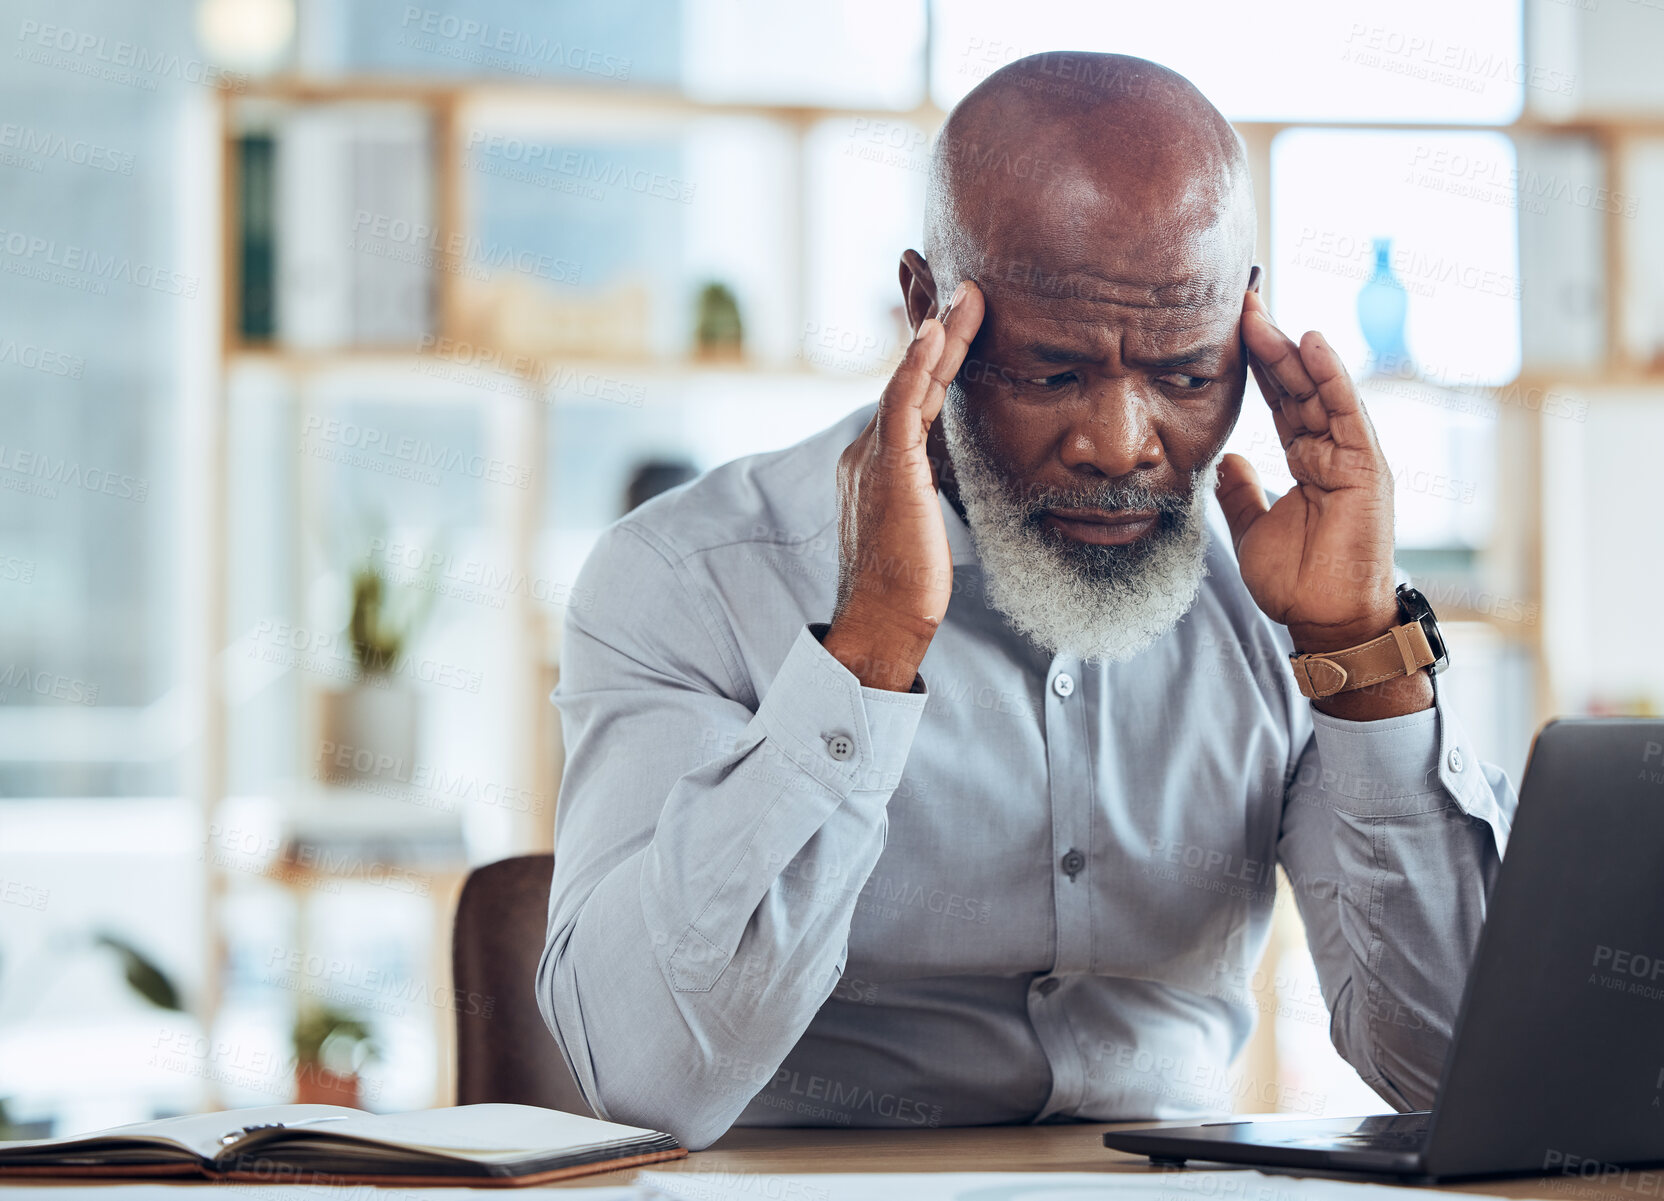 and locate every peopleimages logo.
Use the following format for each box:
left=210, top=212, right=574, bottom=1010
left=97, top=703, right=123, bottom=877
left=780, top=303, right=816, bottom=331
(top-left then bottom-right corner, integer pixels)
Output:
left=0, top=337, right=83, bottom=378
left=349, top=210, right=581, bottom=286
left=0, top=443, right=148, bottom=502
left=1589, top=943, right=1664, bottom=1003
left=1340, top=23, right=1575, bottom=97
left=0, top=665, right=99, bottom=705
left=298, top=414, right=531, bottom=489
left=0, top=123, right=135, bottom=174
left=1642, top=741, right=1664, bottom=787
left=397, top=7, right=631, bottom=80
left=14, top=19, right=247, bottom=92
left=463, top=131, right=695, bottom=204
left=1593, top=944, right=1664, bottom=982
left=0, top=227, right=198, bottom=297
